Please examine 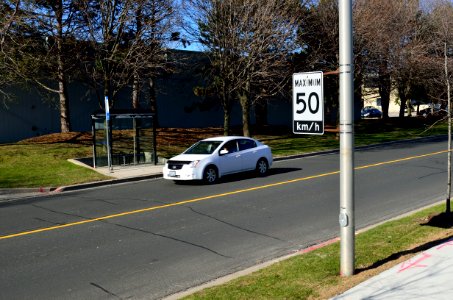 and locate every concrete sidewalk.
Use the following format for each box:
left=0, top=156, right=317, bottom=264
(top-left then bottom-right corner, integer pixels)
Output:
left=68, top=158, right=165, bottom=180
left=79, top=161, right=164, bottom=179
left=333, top=237, right=453, bottom=299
